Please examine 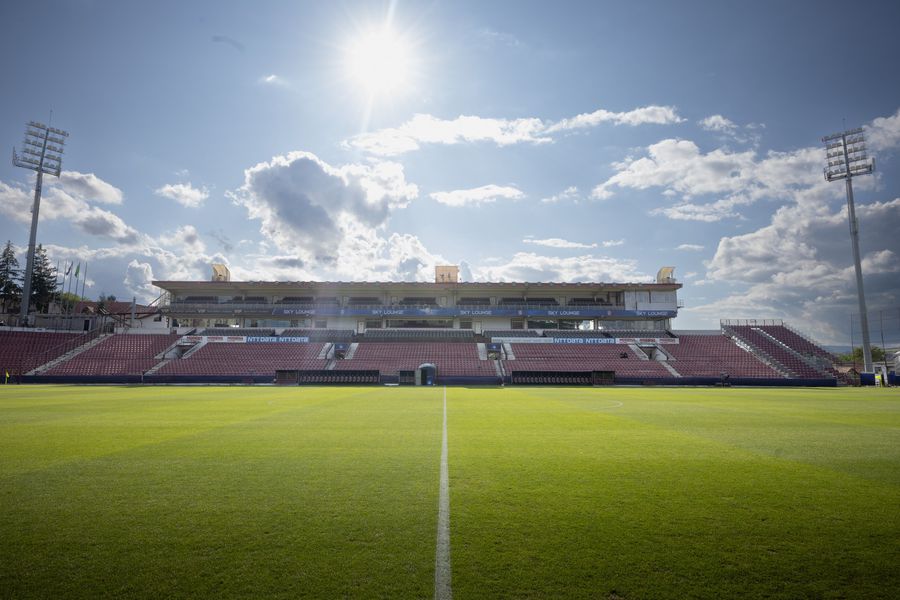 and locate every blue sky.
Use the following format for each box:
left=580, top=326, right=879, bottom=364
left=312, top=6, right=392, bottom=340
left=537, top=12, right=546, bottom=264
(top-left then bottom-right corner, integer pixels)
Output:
left=1, top=0, right=899, bottom=343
